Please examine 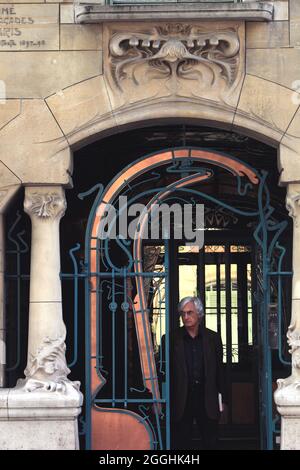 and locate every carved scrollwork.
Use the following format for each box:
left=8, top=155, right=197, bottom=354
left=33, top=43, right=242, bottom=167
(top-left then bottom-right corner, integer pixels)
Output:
left=24, top=191, right=66, bottom=220
left=109, top=23, right=240, bottom=93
